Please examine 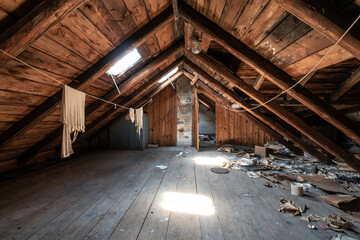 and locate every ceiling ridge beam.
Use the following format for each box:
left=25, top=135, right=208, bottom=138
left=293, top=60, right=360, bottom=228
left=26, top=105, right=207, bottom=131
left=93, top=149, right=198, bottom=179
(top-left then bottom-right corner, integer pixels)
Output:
left=185, top=59, right=334, bottom=165
left=17, top=59, right=184, bottom=165
left=0, top=0, right=87, bottom=64
left=272, top=0, right=360, bottom=60
left=0, top=7, right=174, bottom=151
left=179, top=1, right=360, bottom=145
